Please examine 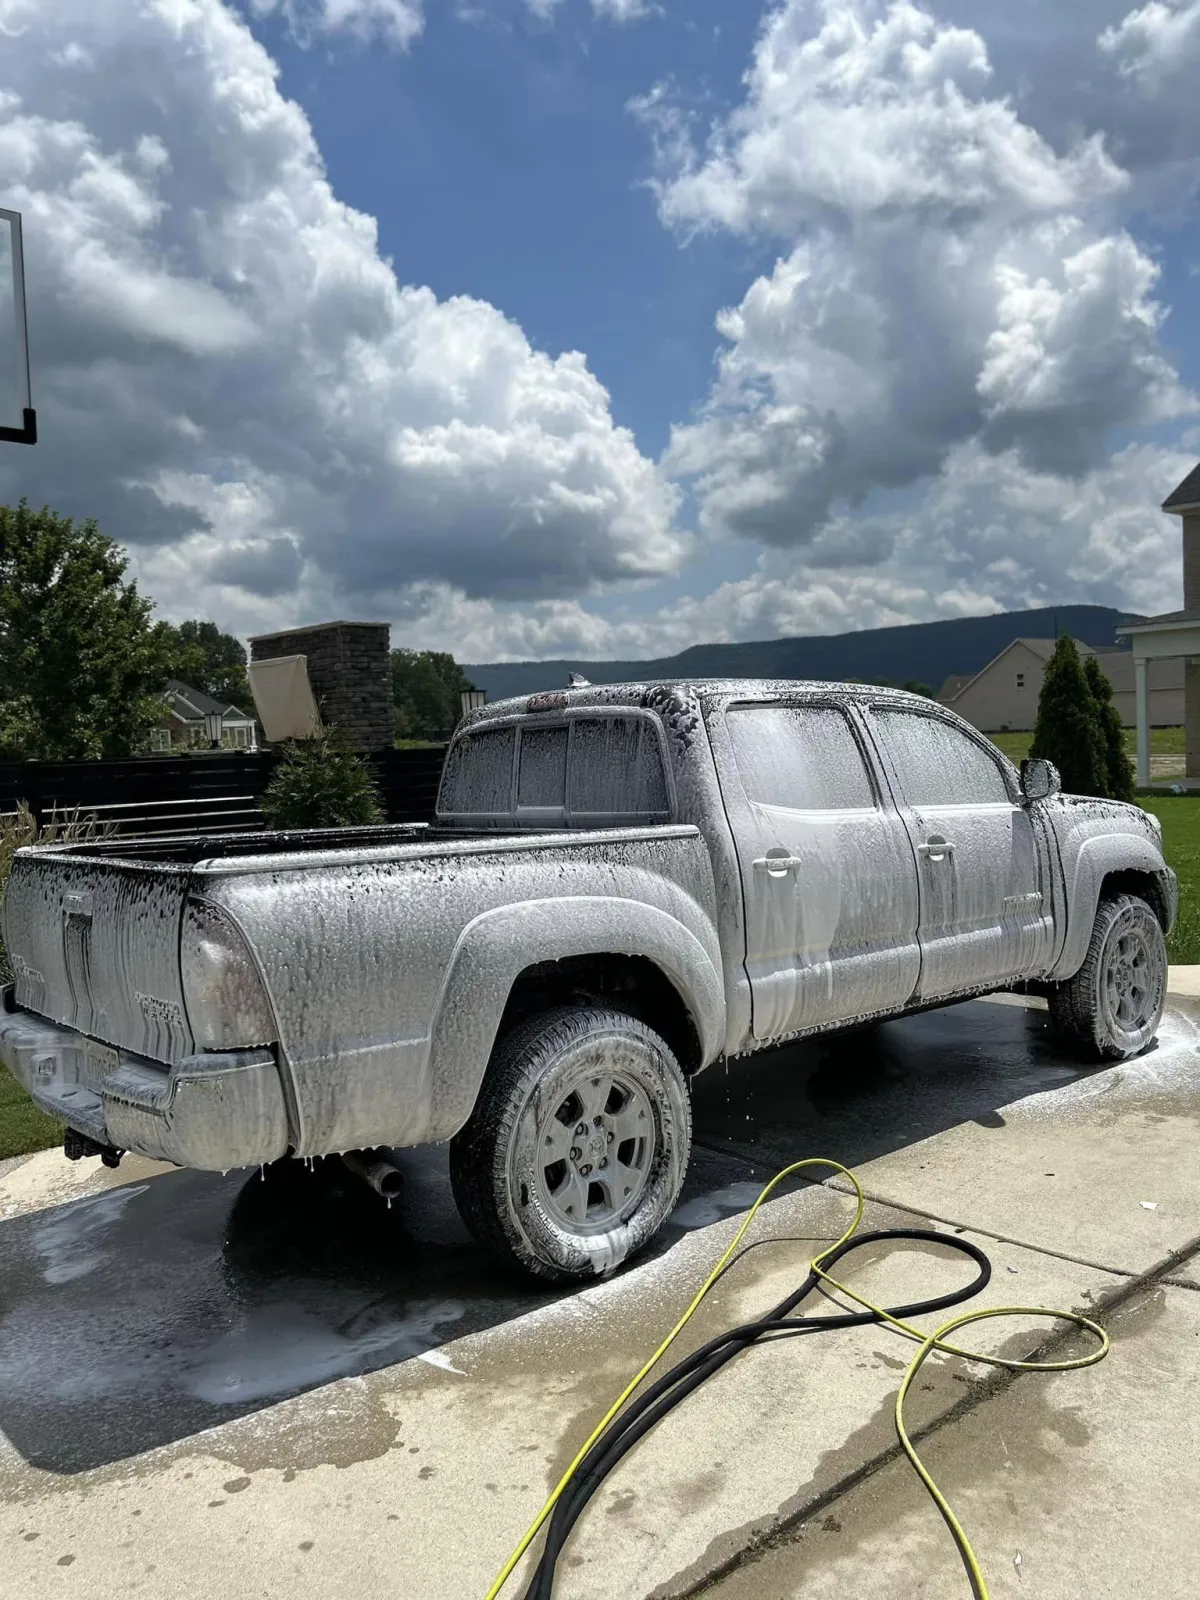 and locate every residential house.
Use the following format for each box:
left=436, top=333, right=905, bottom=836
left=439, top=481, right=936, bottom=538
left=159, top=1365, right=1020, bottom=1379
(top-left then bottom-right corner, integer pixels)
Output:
left=938, top=639, right=1183, bottom=733
left=1115, top=464, right=1200, bottom=783
left=149, top=681, right=259, bottom=752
